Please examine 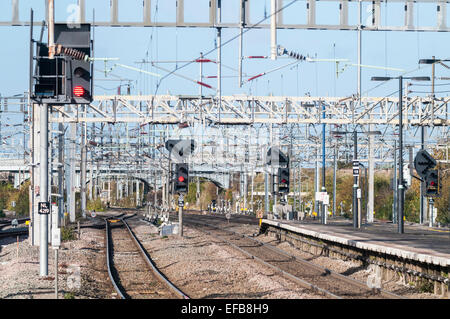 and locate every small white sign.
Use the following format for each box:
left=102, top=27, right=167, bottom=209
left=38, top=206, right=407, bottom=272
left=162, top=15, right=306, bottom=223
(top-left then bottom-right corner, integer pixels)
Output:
left=322, top=195, right=330, bottom=205
left=315, top=192, right=328, bottom=202
left=52, top=205, right=59, bottom=229
left=357, top=188, right=362, bottom=199
left=91, top=211, right=96, bottom=218
left=52, top=228, right=61, bottom=247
